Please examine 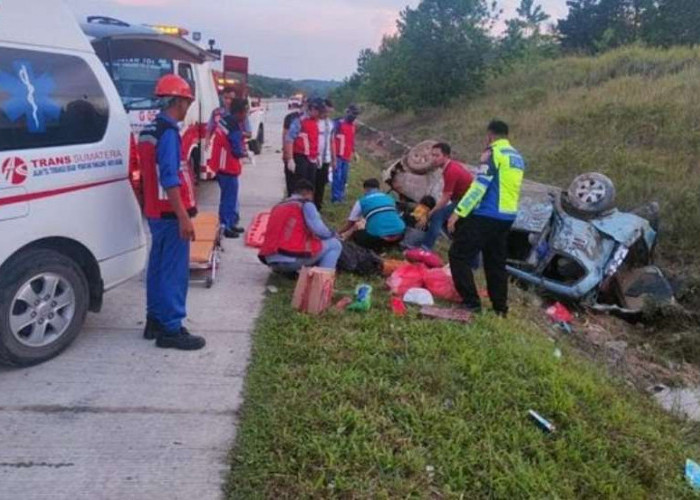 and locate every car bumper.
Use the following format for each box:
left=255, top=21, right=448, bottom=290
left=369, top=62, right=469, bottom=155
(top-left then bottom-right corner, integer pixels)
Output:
left=101, top=244, right=147, bottom=292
